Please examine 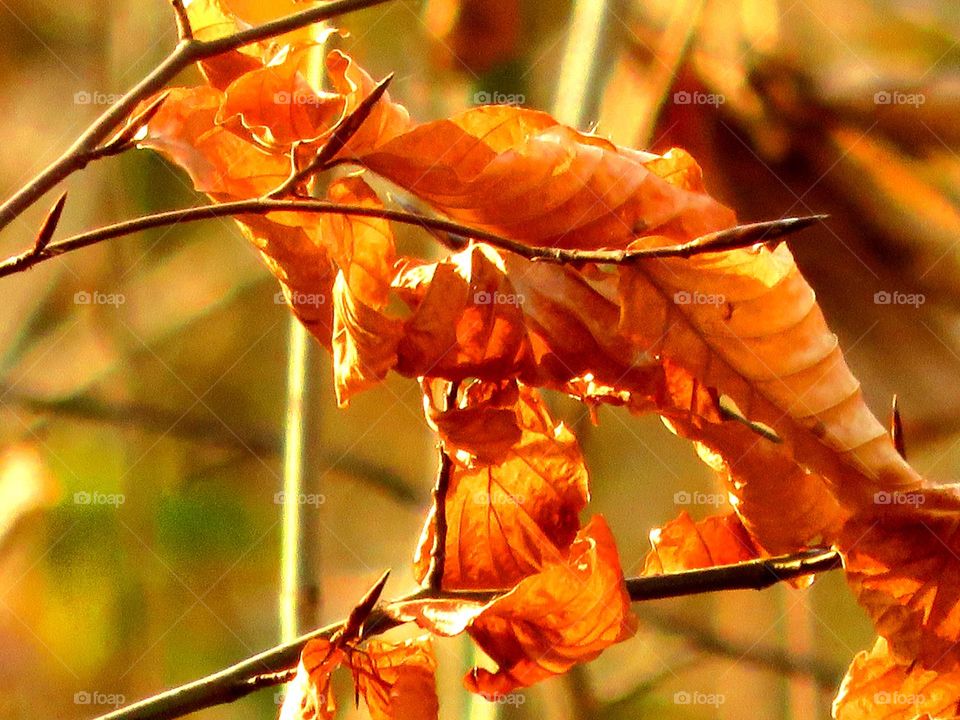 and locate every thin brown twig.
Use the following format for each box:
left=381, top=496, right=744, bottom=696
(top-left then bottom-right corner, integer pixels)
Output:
left=169, top=0, right=193, bottom=41
left=0, top=196, right=827, bottom=280
left=87, top=548, right=841, bottom=720
left=0, top=0, right=397, bottom=233
left=425, top=381, right=460, bottom=592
